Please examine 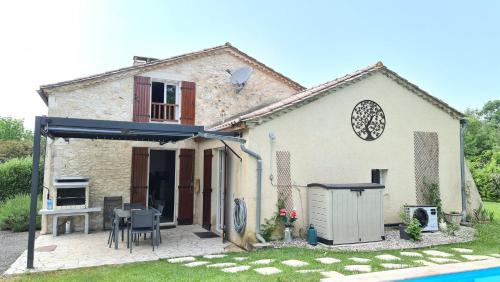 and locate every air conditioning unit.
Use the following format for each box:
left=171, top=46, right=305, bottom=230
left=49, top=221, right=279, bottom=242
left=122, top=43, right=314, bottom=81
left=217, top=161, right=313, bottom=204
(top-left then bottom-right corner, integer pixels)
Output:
left=405, top=206, right=438, bottom=232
